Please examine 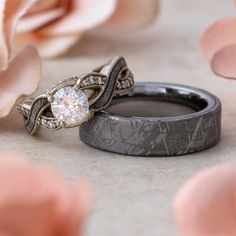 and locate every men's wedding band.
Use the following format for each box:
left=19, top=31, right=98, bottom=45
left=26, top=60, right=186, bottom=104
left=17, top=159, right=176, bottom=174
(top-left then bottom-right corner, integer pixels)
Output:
left=80, top=82, right=221, bottom=157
